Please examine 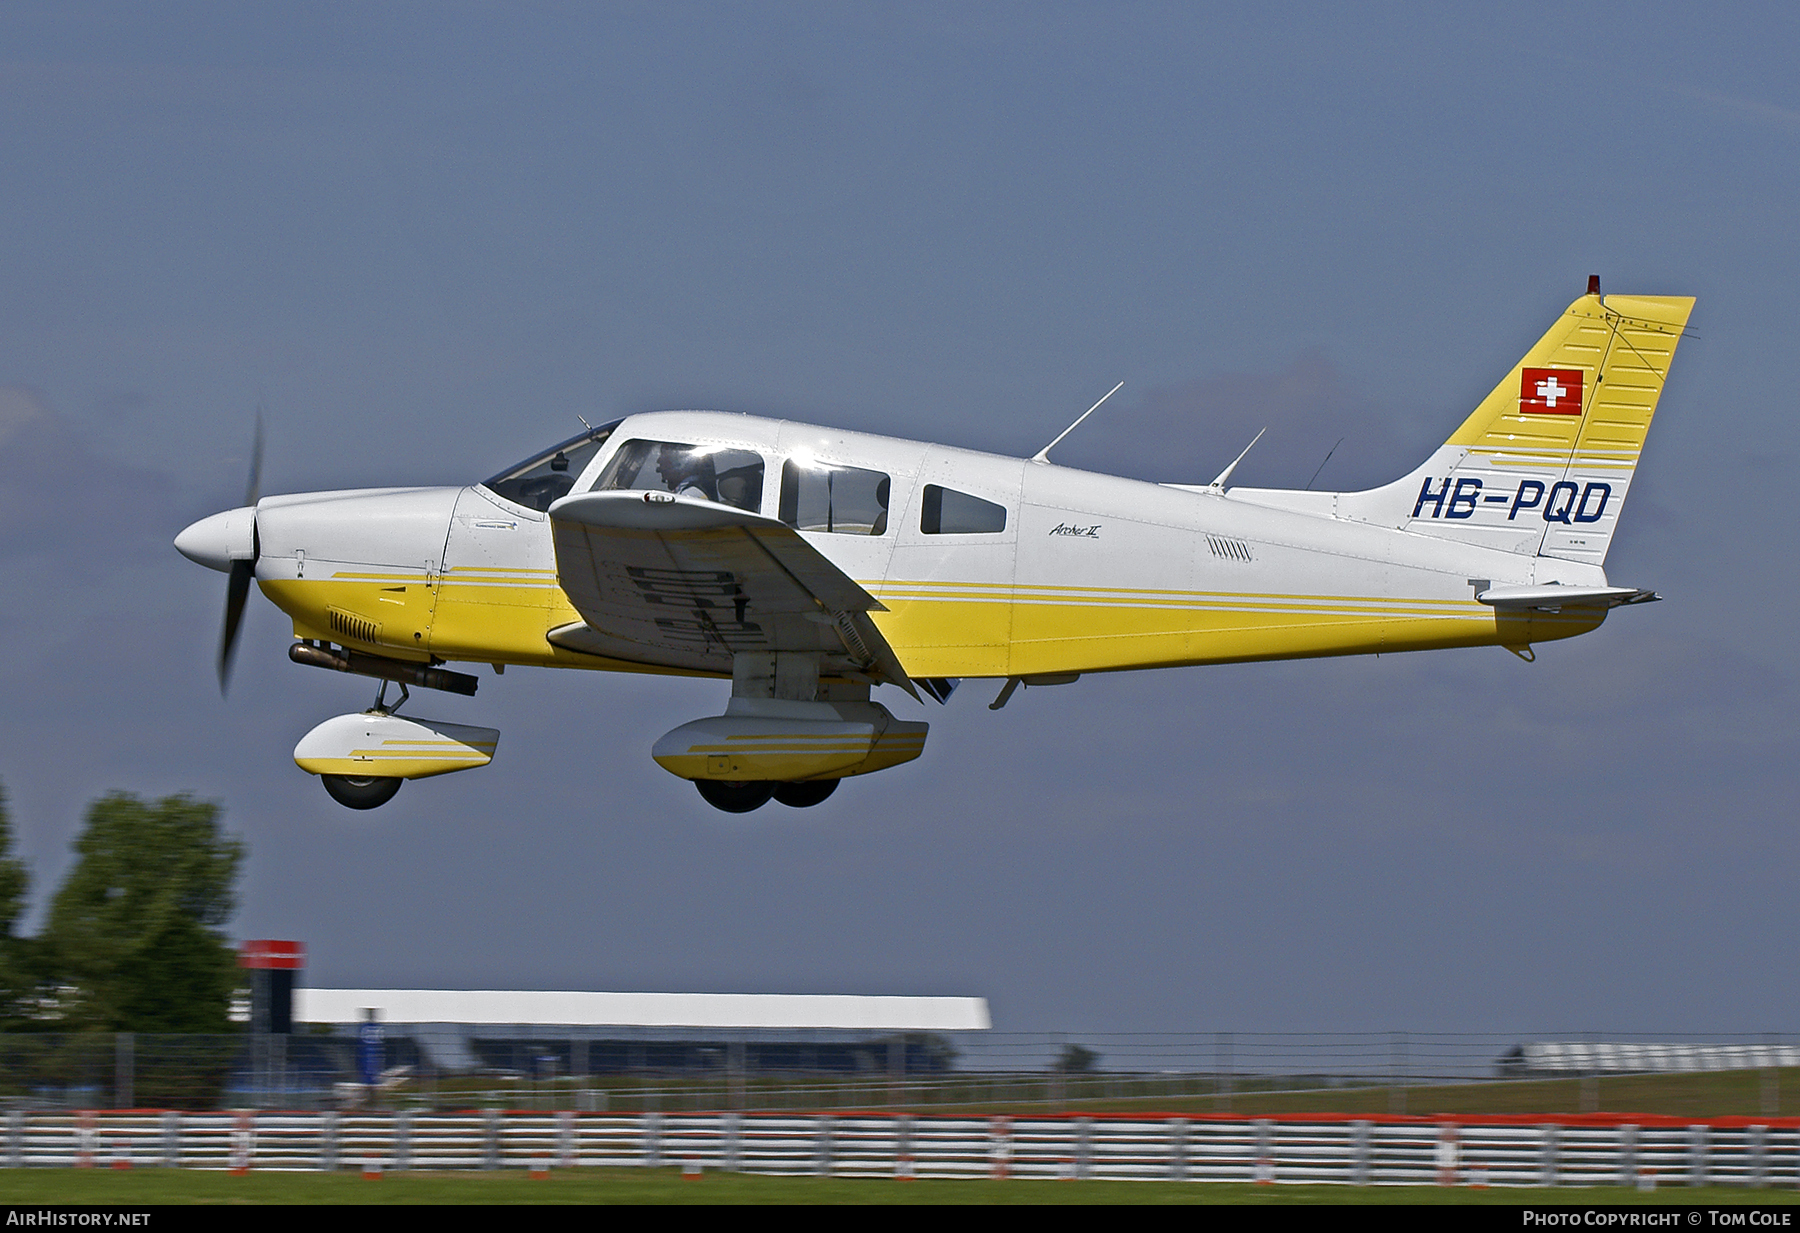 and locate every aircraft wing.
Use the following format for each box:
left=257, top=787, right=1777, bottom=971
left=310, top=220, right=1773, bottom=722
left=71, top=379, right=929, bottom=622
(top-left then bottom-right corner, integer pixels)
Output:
left=546, top=490, right=915, bottom=693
